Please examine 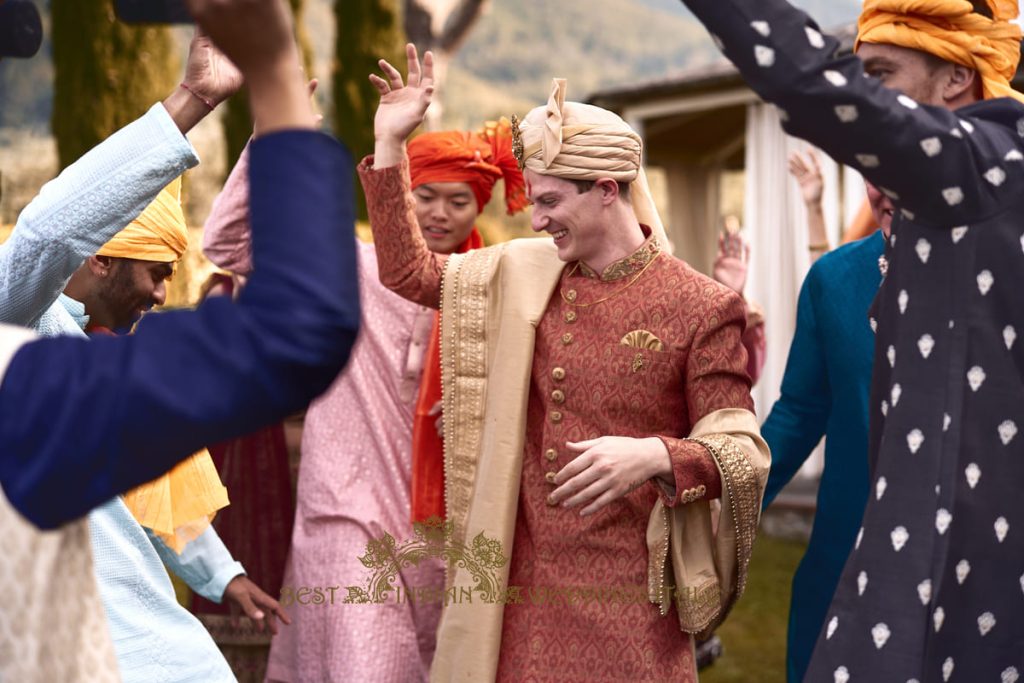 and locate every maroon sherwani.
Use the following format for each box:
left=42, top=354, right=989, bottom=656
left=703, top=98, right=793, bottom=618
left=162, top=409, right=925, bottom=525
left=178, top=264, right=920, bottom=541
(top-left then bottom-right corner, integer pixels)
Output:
left=359, top=157, right=754, bottom=682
